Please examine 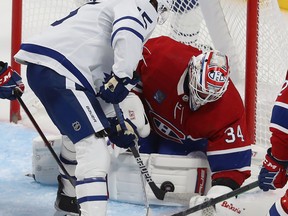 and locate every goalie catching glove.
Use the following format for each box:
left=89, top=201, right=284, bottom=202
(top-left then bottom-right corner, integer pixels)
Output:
left=258, top=147, right=288, bottom=191
left=189, top=185, right=243, bottom=216
left=108, top=117, right=139, bottom=149
left=99, top=72, right=139, bottom=104
left=0, top=61, right=24, bottom=100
